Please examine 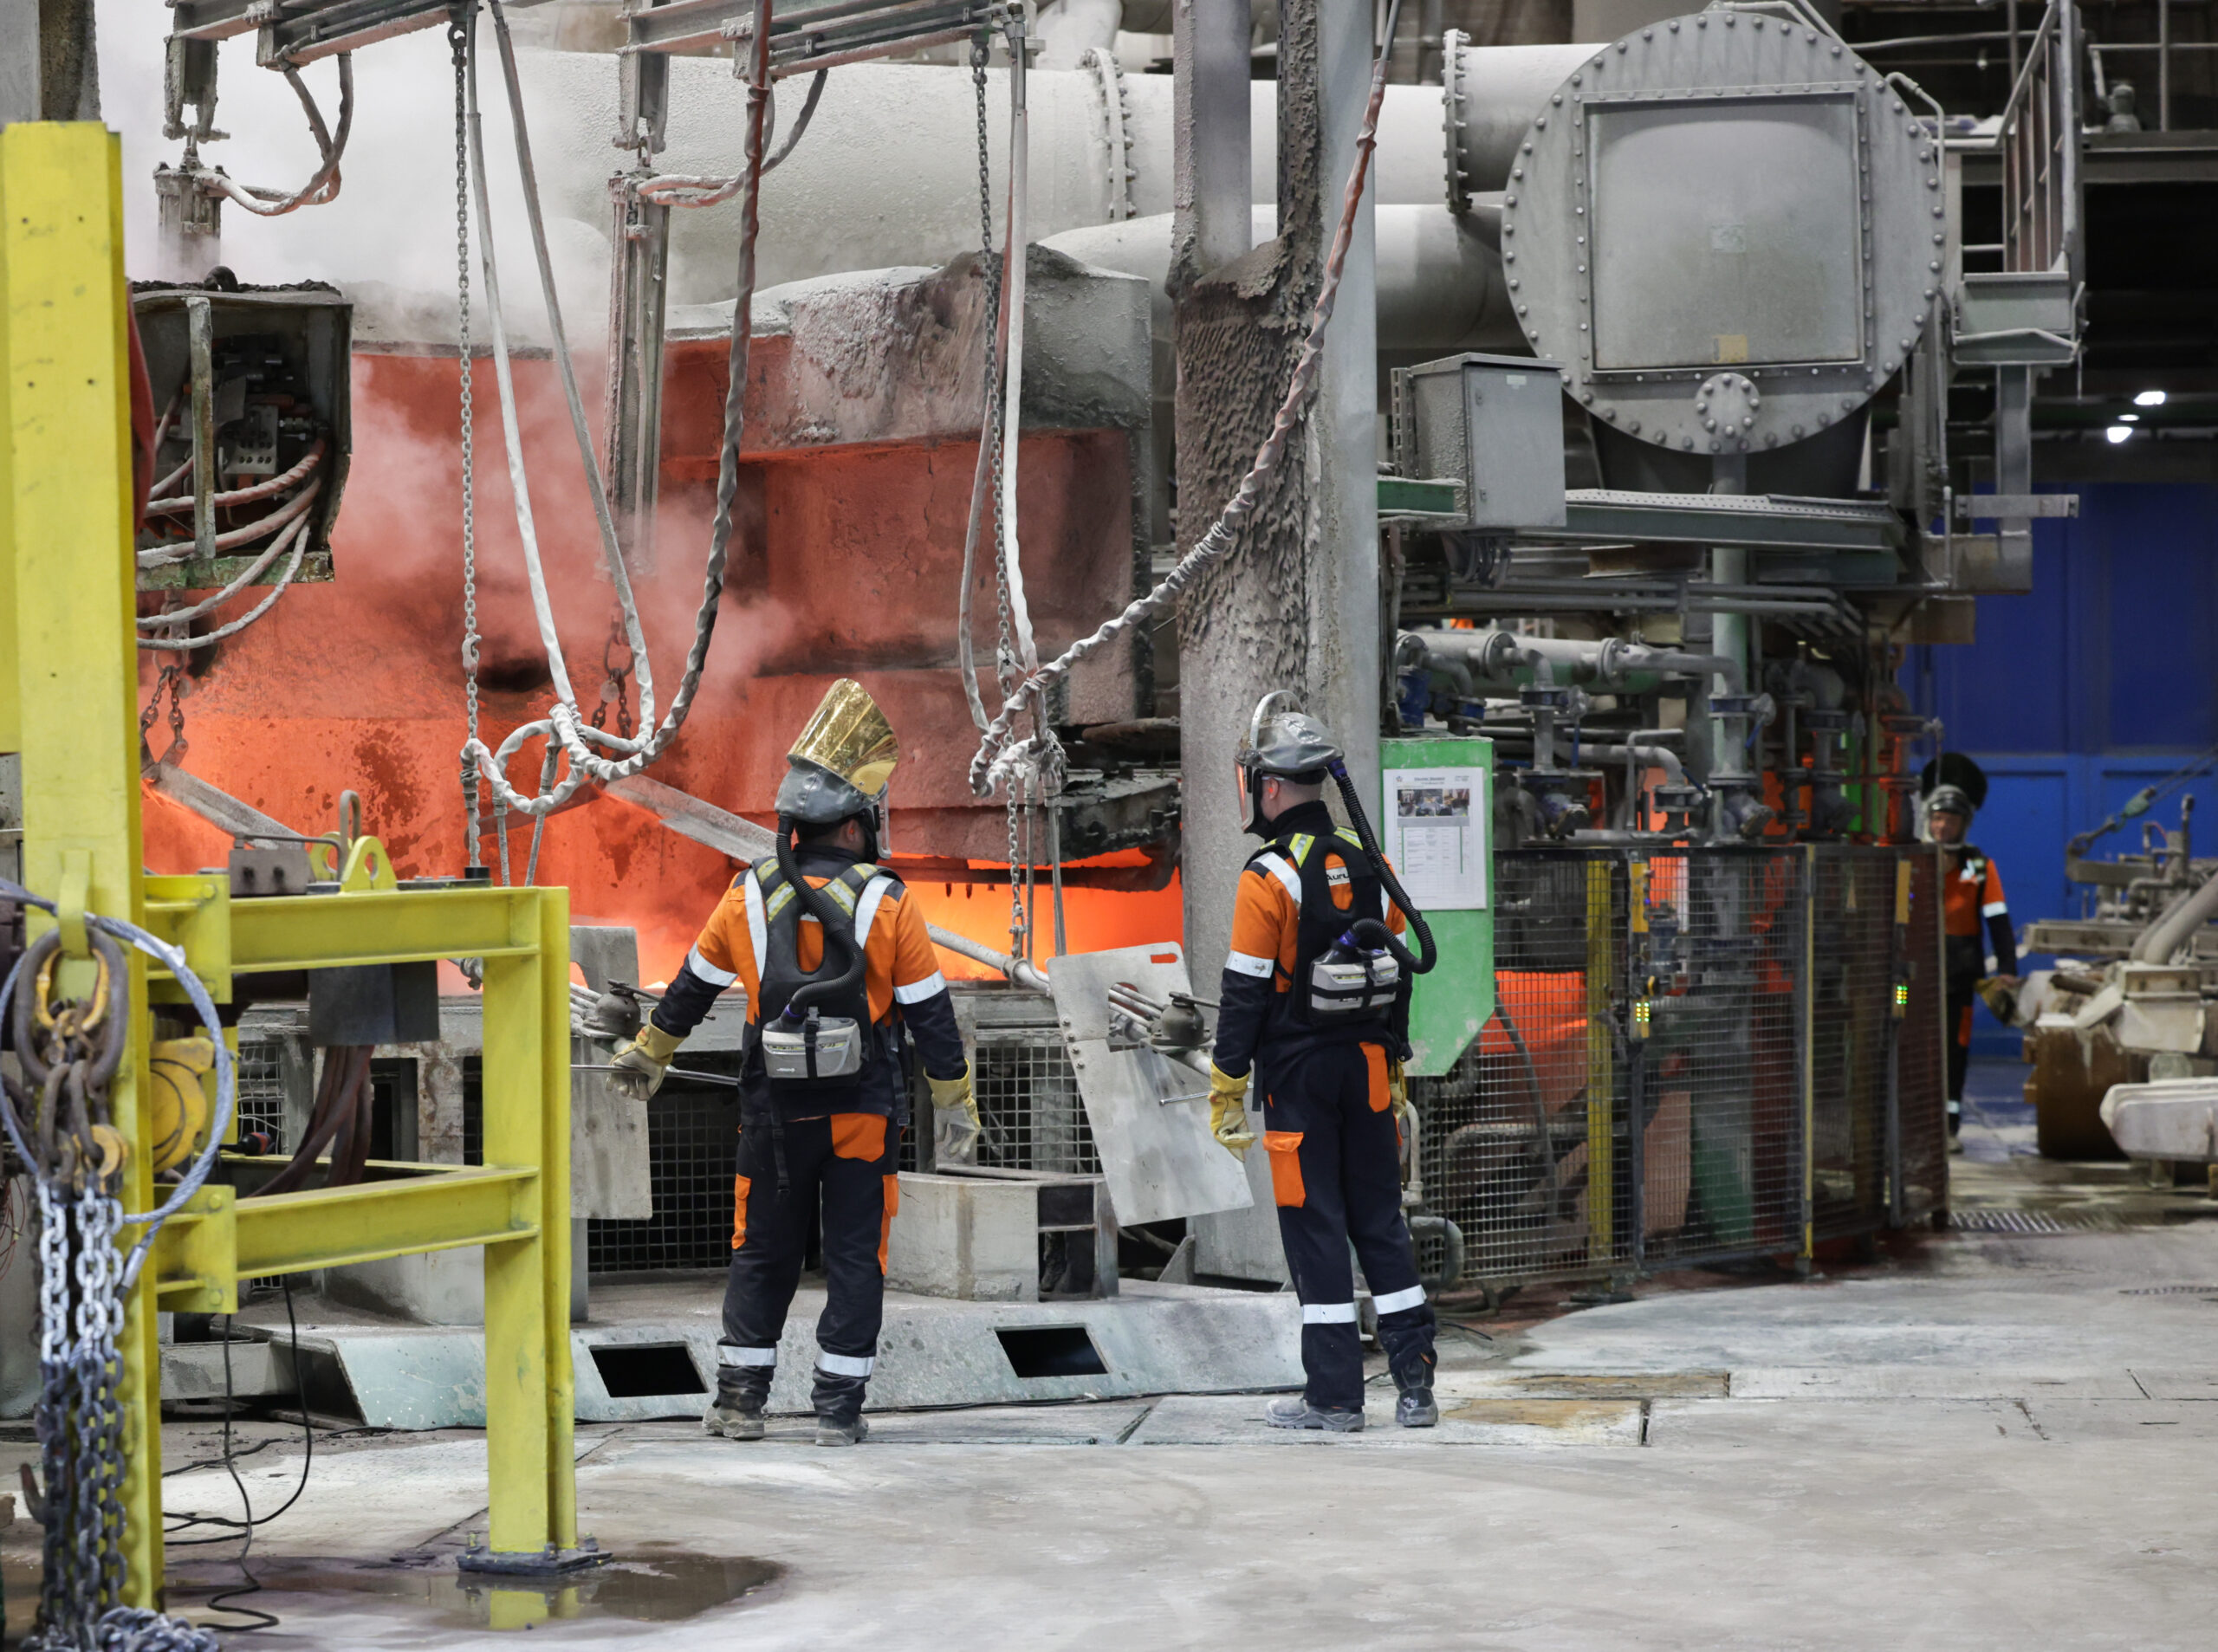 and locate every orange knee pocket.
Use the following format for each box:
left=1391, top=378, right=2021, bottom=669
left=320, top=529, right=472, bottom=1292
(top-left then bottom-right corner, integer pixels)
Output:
left=831, top=1112, right=888, bottom=1162
left=731, top=1174, right=751, bottom=1249
left=879, top=1173, right=899, bottom=1272
left=1362, top=1044, right=1391, bottom=1112
left=1264, top=1130, right=1307, bottom=1208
